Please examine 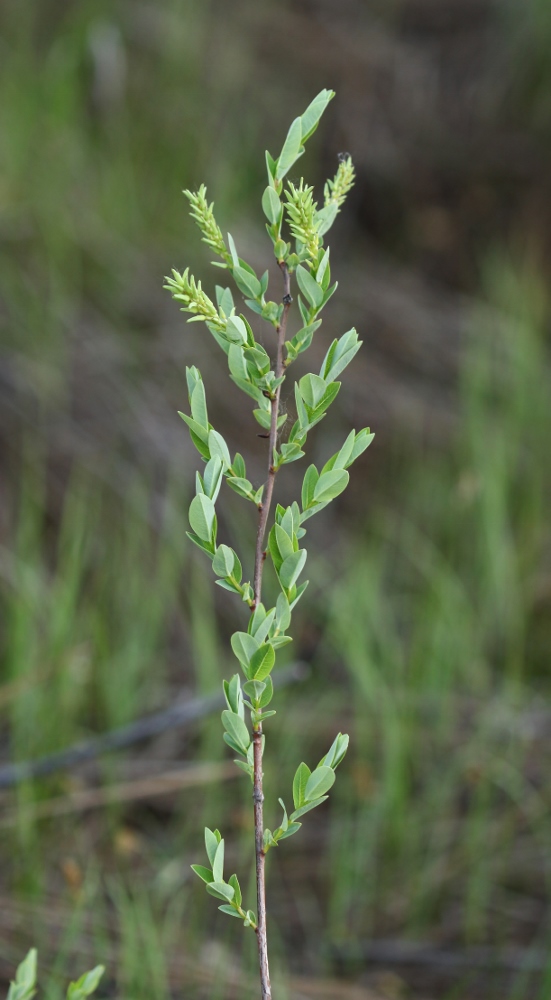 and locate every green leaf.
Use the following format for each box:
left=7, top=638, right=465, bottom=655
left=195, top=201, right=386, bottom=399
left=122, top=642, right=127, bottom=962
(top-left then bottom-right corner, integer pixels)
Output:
left=212, top=838, right=225, bottom=882
left=208, top=429, right=231, bottom=469
left=301, top=464, right=320, bottom=509
left=268, top=524, right=284, bottom=574
left=286, top=321, right=320, bottom=360
left=234, top=759, right=254, bottom=779
left=276, top=821, right=302, bottom=840
left=243, top=679, right=266, bottom=703
left=331, top=430, right=356, bottom=471
left=258, top=675, right=273, bottom=707
left=243, top=676, right=274, bottom=709
left=305, top=765, right=336, bottom=800
left=275, top=524, right=295, bottom=562
left=294, top=381, right=309, bottom=430
left=296, top=266, right=324, bottom=309
left=275, top=592, right=291, bottom=632
left=278, top=797, right=289, bottom=832
left=228, top=344, right=249, bottom=381
left=202, top=456, right=224, bottom=500
left=206, top=881, right=234, bottom=901
left=183, top=415, right=211, bottom=450
left=310, top=381, right=341, bottom=421
left=205, top=827, right=220, bottom=867
left=245, top=298, right=263, bottom=316
left=279, top=550, right=307, bottom=590
left=253, top=408, right=272, bottom=430
left=300, top=88, right=335, bottom=142
left=218, top=904, right=242, bottom=918
left=7, top=950, right=37, bottom=1000
left=215, top=580, right=240, bottom=596
left=66, top=967, right=105, bottom=1000
left=212, top=544, right=235, bottom=578
left=226, top=476, right=255, bottom=501
left=224, top=732, right=245, bottom=755
left=244, top=345, right=271, bottom=376
left=249, top=602, right=266, bottom=633
left=223, top=674, right=243, bottom=716
left=291, top=796, right=329, bottom=820
left=270, top=634, right=292, bottom=649
left=232, top=452, right=246, bottom=478
left=316, top=202, right=338, bottom=236
left=293, top=762, right=311, bottom=810
left=290, top=579, right=309, bottom=609
left=249, top=643, right=276, bottom=682
left=233, top=266, right=262, bottom=299
left=297, top=294, right=310, bottom=326
left=186, top=531, right=215, bottom=558
left=231, top=631, right=260, bottom=670
left=319, top=732, right=350, bottom=769
left=299, top=373, right=327, bottom=408
left=348, top=428, right=375, bottom=465
left=256, top=709, right=276, bottom=724
left=227, top=232, right=239, bottom=267
left=276, top=117, right=304, bottom=180
left=262, top=186, right=282, bottom=225
left=189, top=494, right=216, bottom=542
left=263, top=828, right=278, bottom=850
left=316, top=247, right=331, bottom=287
left=225, top=316, right=248, bottom=344
left=191, top=864, right=214, bottom=884
left=228, top=873, right=242, bottom=906
left=222, top=710, right=251, bottom=754
left=313, top=469, right=349, bottom=504
left=266, top=149, right=277, bottom=181
left=251, top=608, right=276, bottom=644
left=179, top=412, right=210, bottom=450
left=216, top=285, right=235, bottom=316
left=279, top=442, right=305, bottom=465
left=190, top=381, right=208, bottom=429
left=320, top=328, right=362, bottom=382
left=281, top=504, right=296, bottom=536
